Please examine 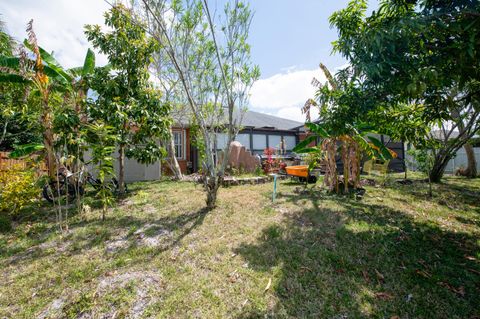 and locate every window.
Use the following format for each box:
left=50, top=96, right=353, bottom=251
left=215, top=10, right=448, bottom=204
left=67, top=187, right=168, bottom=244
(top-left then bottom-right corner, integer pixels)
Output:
left=235, top=134, right=250, bottom=149
left=173, top=131, right=184, bottom=159
left=284, top=135, right=296, bottom=151
left=216, top=133, right=228, bottom=150
left=268, top=135, right=281, bottom=150
left=252, top=134, right=267, bottom=150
